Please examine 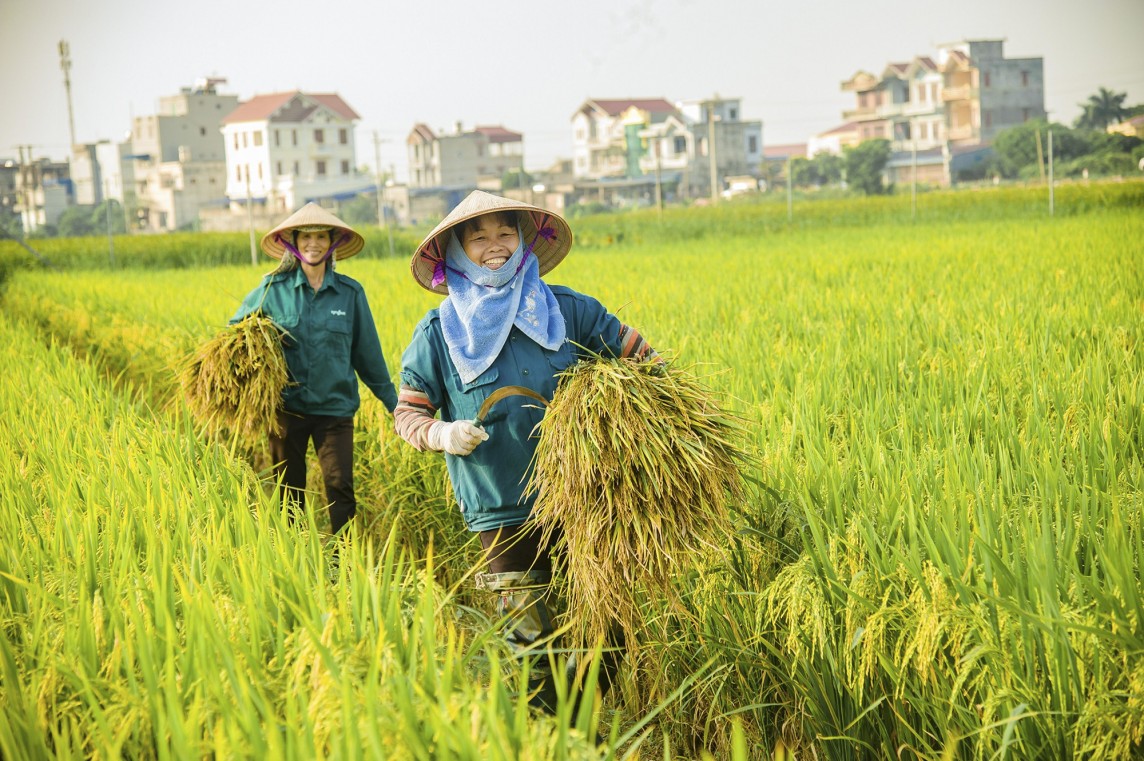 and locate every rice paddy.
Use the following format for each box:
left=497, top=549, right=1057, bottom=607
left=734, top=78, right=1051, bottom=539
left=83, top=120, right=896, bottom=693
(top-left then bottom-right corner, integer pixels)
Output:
left=1, top=182, right=1141, bottom=759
